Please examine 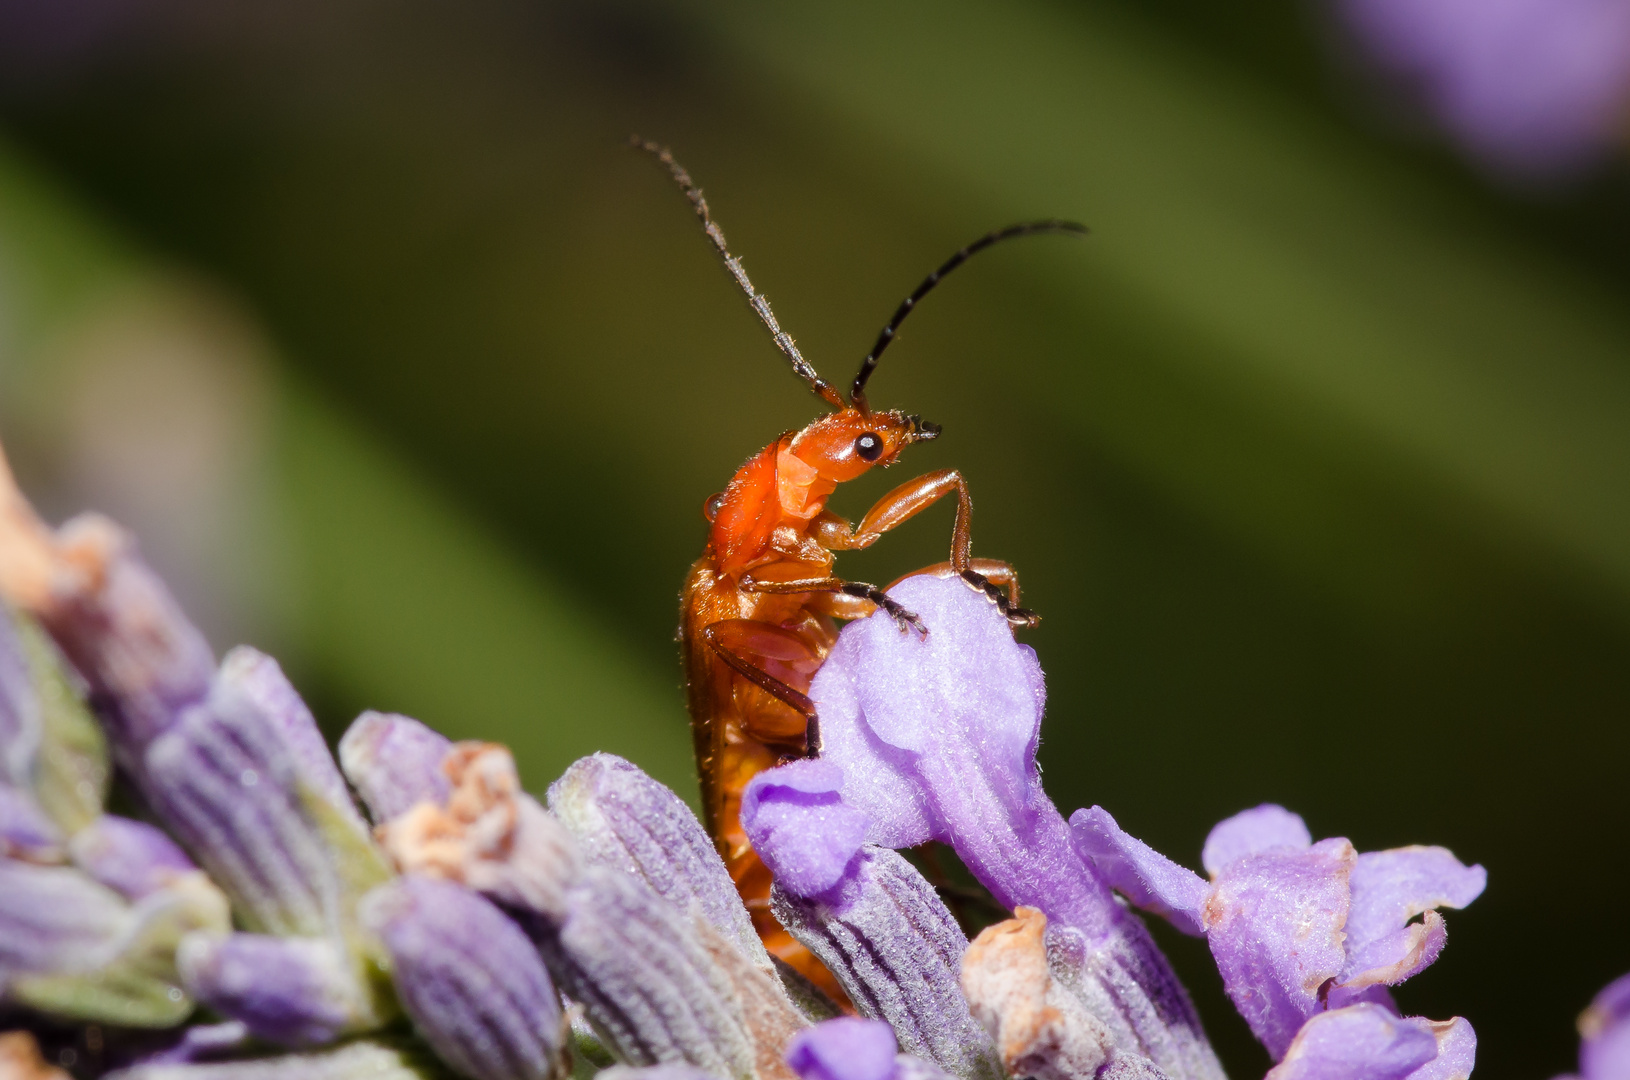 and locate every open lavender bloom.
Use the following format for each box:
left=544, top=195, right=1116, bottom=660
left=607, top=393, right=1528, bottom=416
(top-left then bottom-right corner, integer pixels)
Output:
left=789, top=574, right=1221, bottom=1080
left=1336, top=0, right=1630, bottom=178
left=1073, top=803, right=1483, bottom=1073
left=1556, top=973, right=1630, bottom=1080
